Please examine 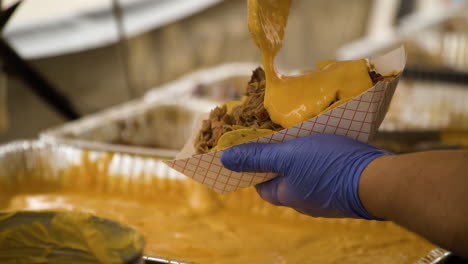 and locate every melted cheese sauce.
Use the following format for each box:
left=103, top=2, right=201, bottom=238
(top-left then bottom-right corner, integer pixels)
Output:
left=248, top=0, right=374, bottom=128
left=0, top=149, right=433, bottom=263
left=2, top=187, right=433, bottom=264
